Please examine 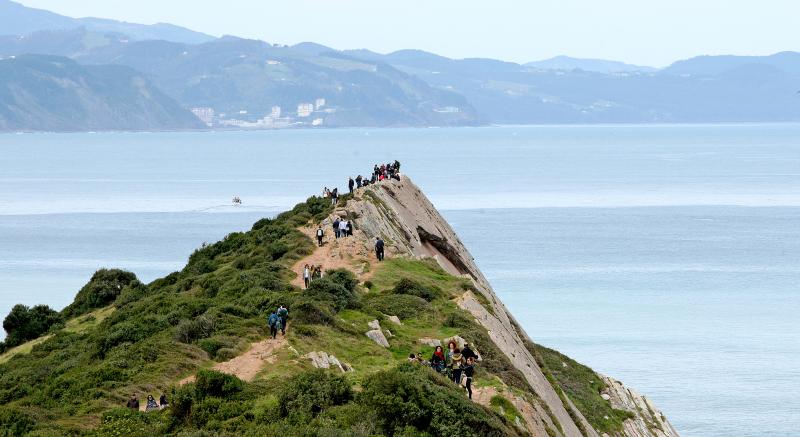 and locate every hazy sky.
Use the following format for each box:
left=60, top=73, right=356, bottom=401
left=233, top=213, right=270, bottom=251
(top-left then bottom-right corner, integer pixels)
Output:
left=17, top=0, right=800, bottom=67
